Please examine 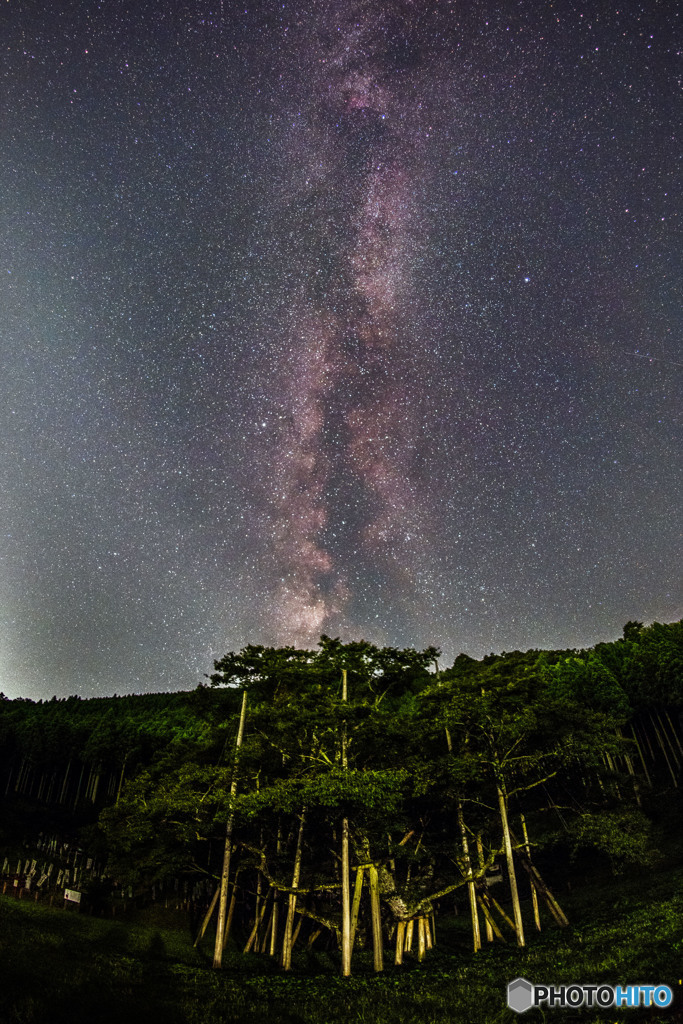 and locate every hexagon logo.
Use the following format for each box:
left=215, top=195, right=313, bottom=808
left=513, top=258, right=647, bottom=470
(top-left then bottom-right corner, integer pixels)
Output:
left=508, top=977, right=534, bottom=1013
